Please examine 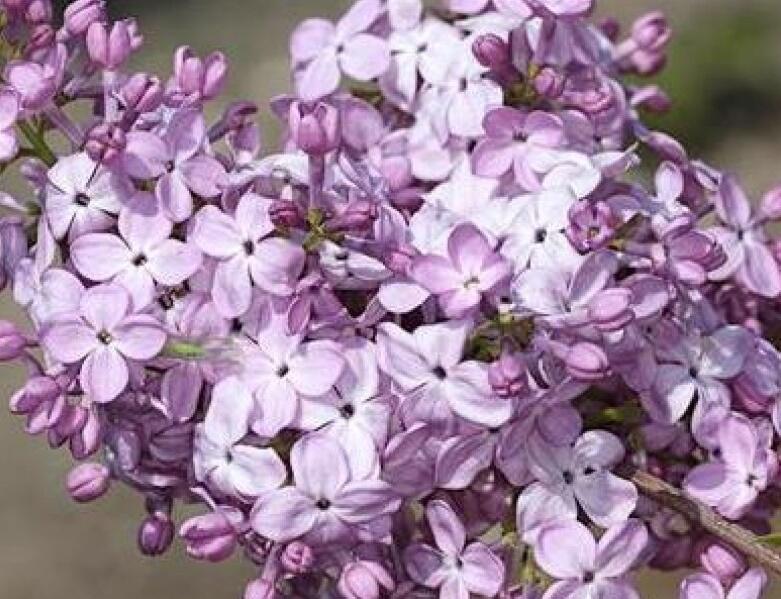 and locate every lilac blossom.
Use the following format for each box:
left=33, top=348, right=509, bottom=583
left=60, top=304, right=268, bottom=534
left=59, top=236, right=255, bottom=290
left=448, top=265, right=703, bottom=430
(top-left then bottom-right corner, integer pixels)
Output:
left=680, top=569, right=767, bottom=599
left=40, top=284, right=166, bottom=403
left=403, top=500, right=505, bottom=599
left=250, top=432, right=400, bottom=544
